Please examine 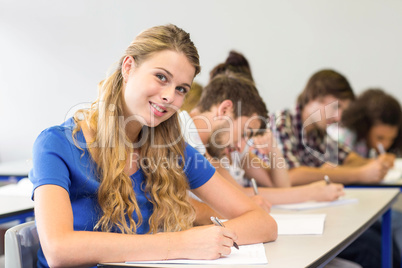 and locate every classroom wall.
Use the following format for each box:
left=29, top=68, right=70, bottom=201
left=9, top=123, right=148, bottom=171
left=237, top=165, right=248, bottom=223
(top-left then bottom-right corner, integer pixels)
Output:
left=0, top=0, right=401, bottom=162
